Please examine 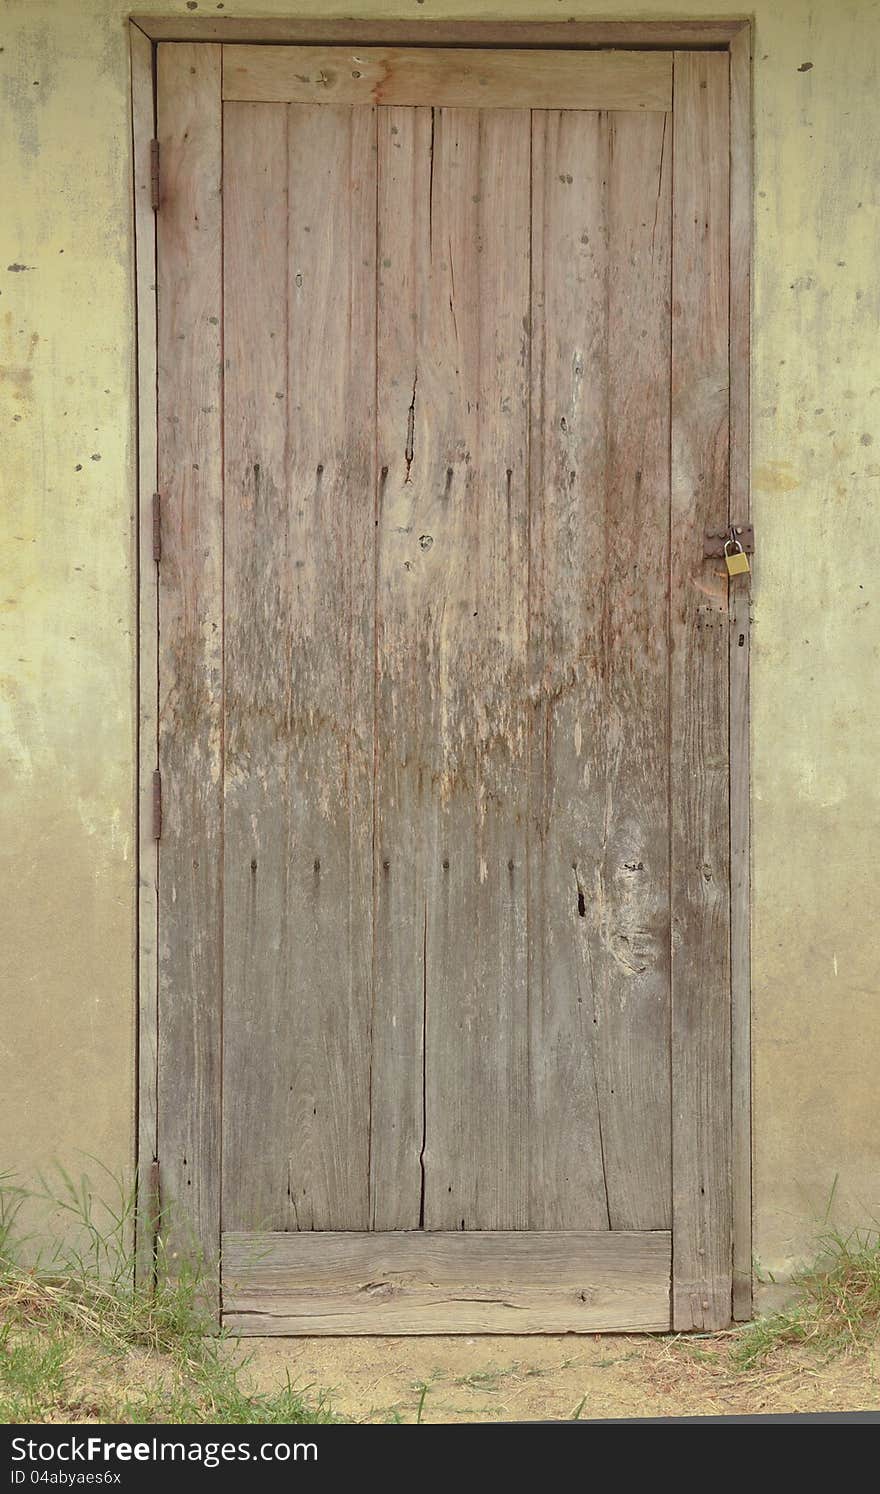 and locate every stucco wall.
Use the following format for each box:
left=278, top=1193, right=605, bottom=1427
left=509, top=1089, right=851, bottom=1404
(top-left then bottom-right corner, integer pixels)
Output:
left=1, top=0, right=878, bottom=1297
